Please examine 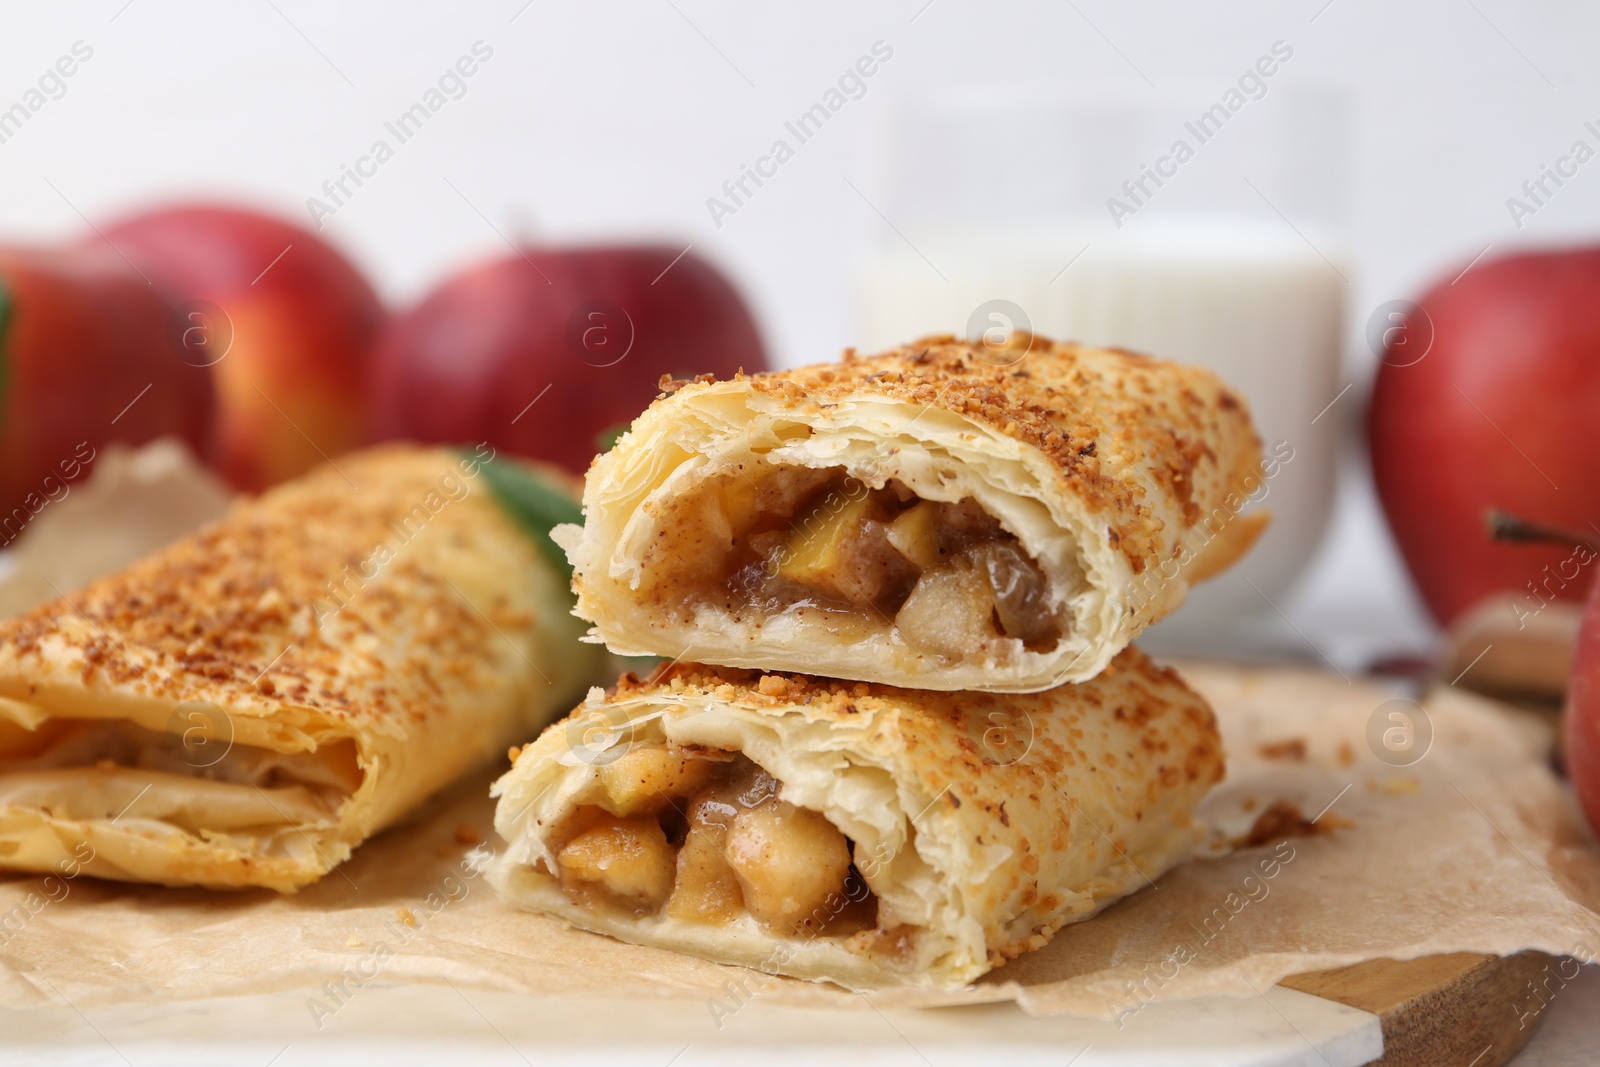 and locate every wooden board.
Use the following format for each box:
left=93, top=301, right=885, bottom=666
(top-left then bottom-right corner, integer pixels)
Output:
left=1283, top=952, right=1556, bottom=1066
